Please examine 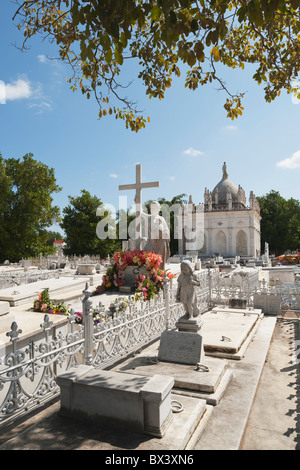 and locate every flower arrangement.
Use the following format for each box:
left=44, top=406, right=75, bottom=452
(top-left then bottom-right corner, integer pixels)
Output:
left=100, top=264, right=125, bottom=291
left=108, top=297, right=128, bottom=316
left=32, top=288, right=70, bottom=316
left=73, top=309, right=108, bottom=325
left=100, top=250, right=175, bottom=301
left=113, top=249, right=162, bottom=272
left=135, top=269, right=175, bottom=300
